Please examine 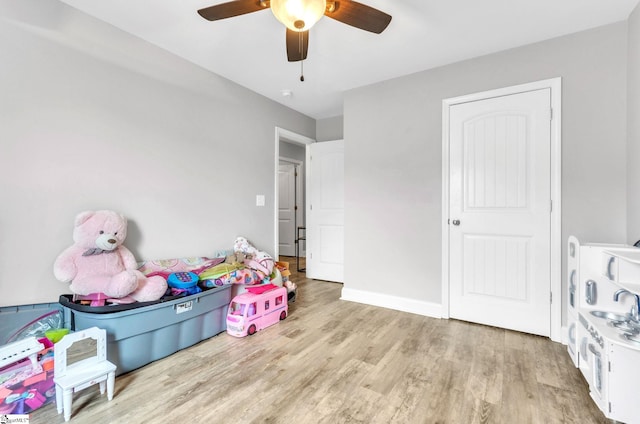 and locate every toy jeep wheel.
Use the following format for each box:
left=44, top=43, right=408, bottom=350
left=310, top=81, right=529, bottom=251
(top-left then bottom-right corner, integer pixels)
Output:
left=248, top=324, right=257, bottom=336
left=280, top=311, right=287, bottom=320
